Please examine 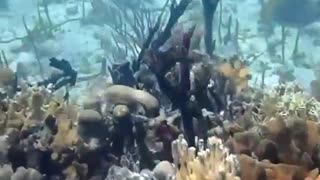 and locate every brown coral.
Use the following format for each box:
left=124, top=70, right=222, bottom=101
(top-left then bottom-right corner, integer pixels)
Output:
left=50, top=113, right=79, bottom=153
left=239, top=154, right=311, bottom=180
left=6, top=101, right=25, bottom=129
left=103, top=85, right=160, bottom=117
left=26, top=88, right=46, bottom=123
left=216, top=56, right=251, bottom=94
left=0, top=68, right=15, bottom=87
